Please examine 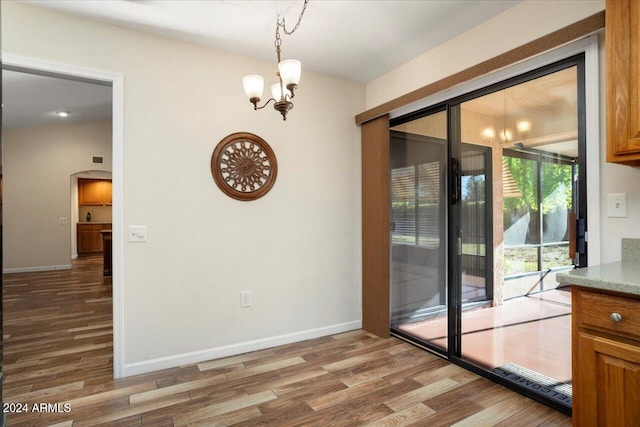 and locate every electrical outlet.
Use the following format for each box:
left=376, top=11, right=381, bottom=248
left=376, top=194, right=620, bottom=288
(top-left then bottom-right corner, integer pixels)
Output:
left=58, top=217, right=68, bottom=225
left=240, top=291, right=252, bottom=308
